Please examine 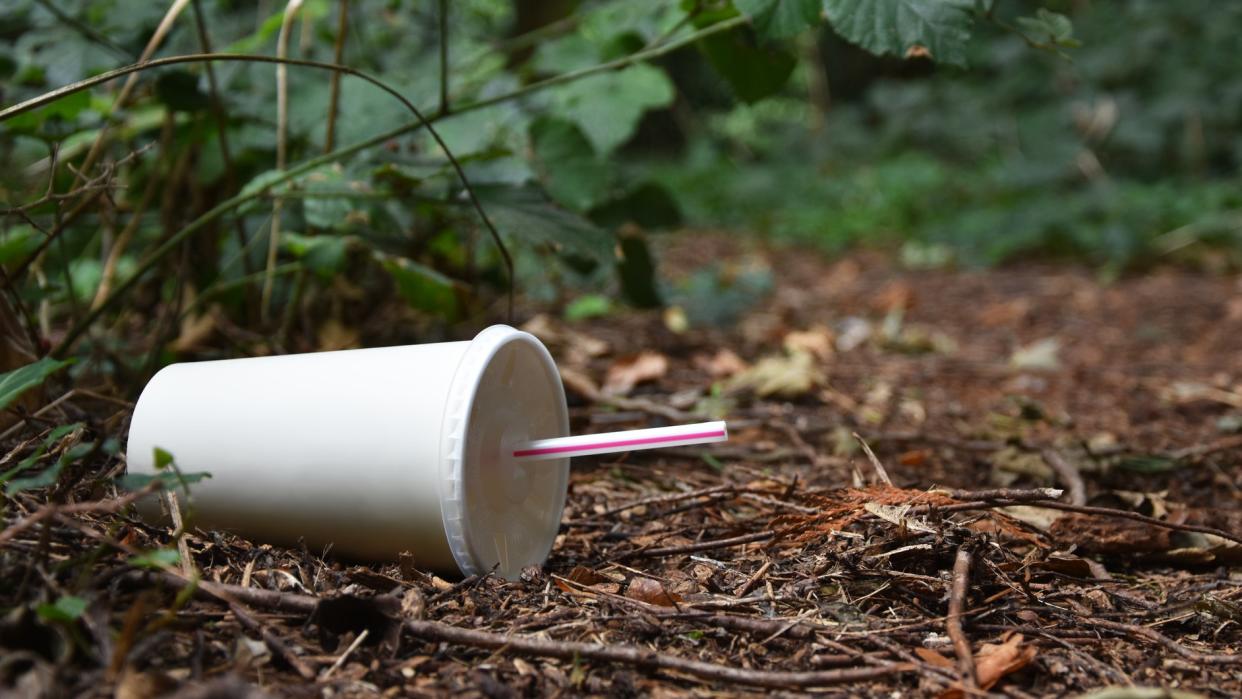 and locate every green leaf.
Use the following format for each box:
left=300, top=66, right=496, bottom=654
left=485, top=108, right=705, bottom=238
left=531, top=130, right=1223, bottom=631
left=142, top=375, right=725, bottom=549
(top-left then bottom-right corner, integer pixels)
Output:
left=296, top=165, right=364, bottom=230
left=0, top=358, right=71, bottom=412
left=45, top=422, right=84, bottom=444
left=153, top=447, right=174, bottom=471
left=36, top=595, right=88, bottom=623
left=0, top=225, right=42, bottom=265
left=128, top=548, right=181, bottom=570
left=736, top=0, right=823, bottom=40
left=283, top=233, right=351, bottom=278
left=1117, top=456, right=1180, bottom=474
left=822, top=0, right=976, bottom=66
left=0, top=423, right=83, bottom=488
left=697, top=15, right=798, bottom=102
left=478, top=187, right=614, bottom=265
left=461, top=152, right=535, bottom=186
left=377, top=253, right=460, bottom=318
left=7, top=441, right=94, bottom=494
left=565, top=294, right=614, bottom=321
left=4, top=89, right=91, bottom=134
left=1016, top=9, right=1081, bottom=49
left=531, top=34, right=601, bottom=74
left=529, top=117, right=612, bottom=211
left=617, top=234, right=662, bottom=308
left=589, top=182, right=683, bottom=230
left=154, top=70, right=210, bottom=112
left=549, top=64, right=675, bottom=154
left=238, top=169, right=289, bottom=199
left=117, top=470, right=211, bottom=491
